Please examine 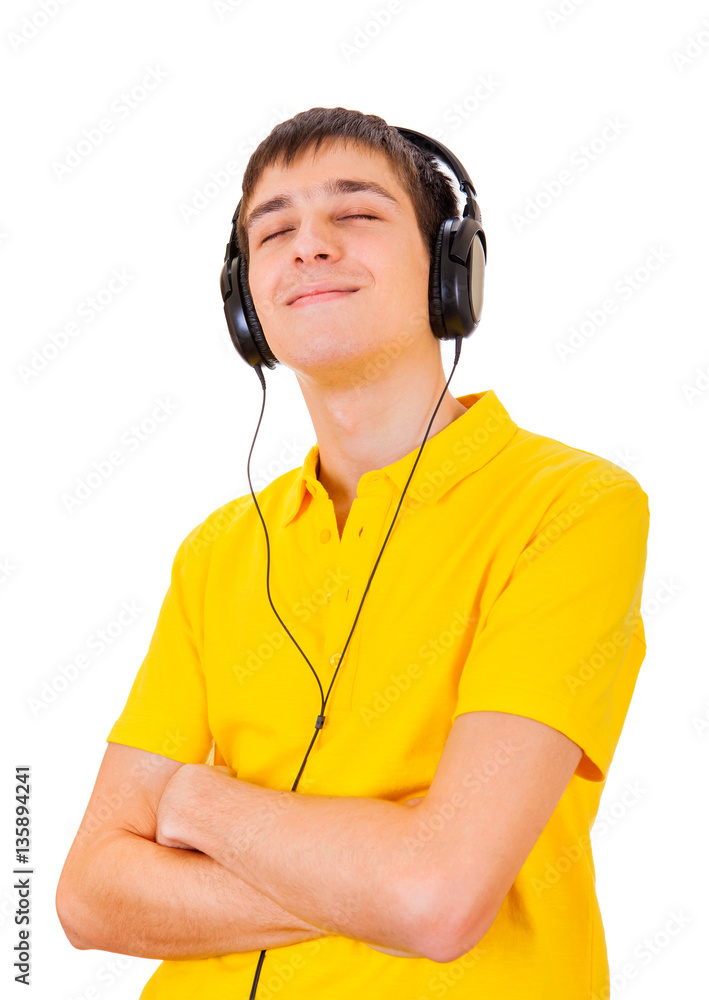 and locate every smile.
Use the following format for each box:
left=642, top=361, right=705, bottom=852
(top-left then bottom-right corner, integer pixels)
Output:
left=289, top=289, right=359, bottom=307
